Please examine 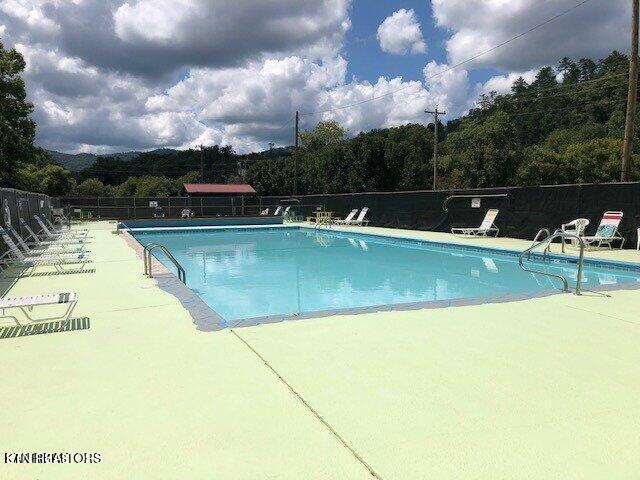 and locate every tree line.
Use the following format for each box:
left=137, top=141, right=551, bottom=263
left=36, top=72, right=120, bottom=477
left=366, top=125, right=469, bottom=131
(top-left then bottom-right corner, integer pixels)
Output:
left=2, top=40, right=638, bottom=198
